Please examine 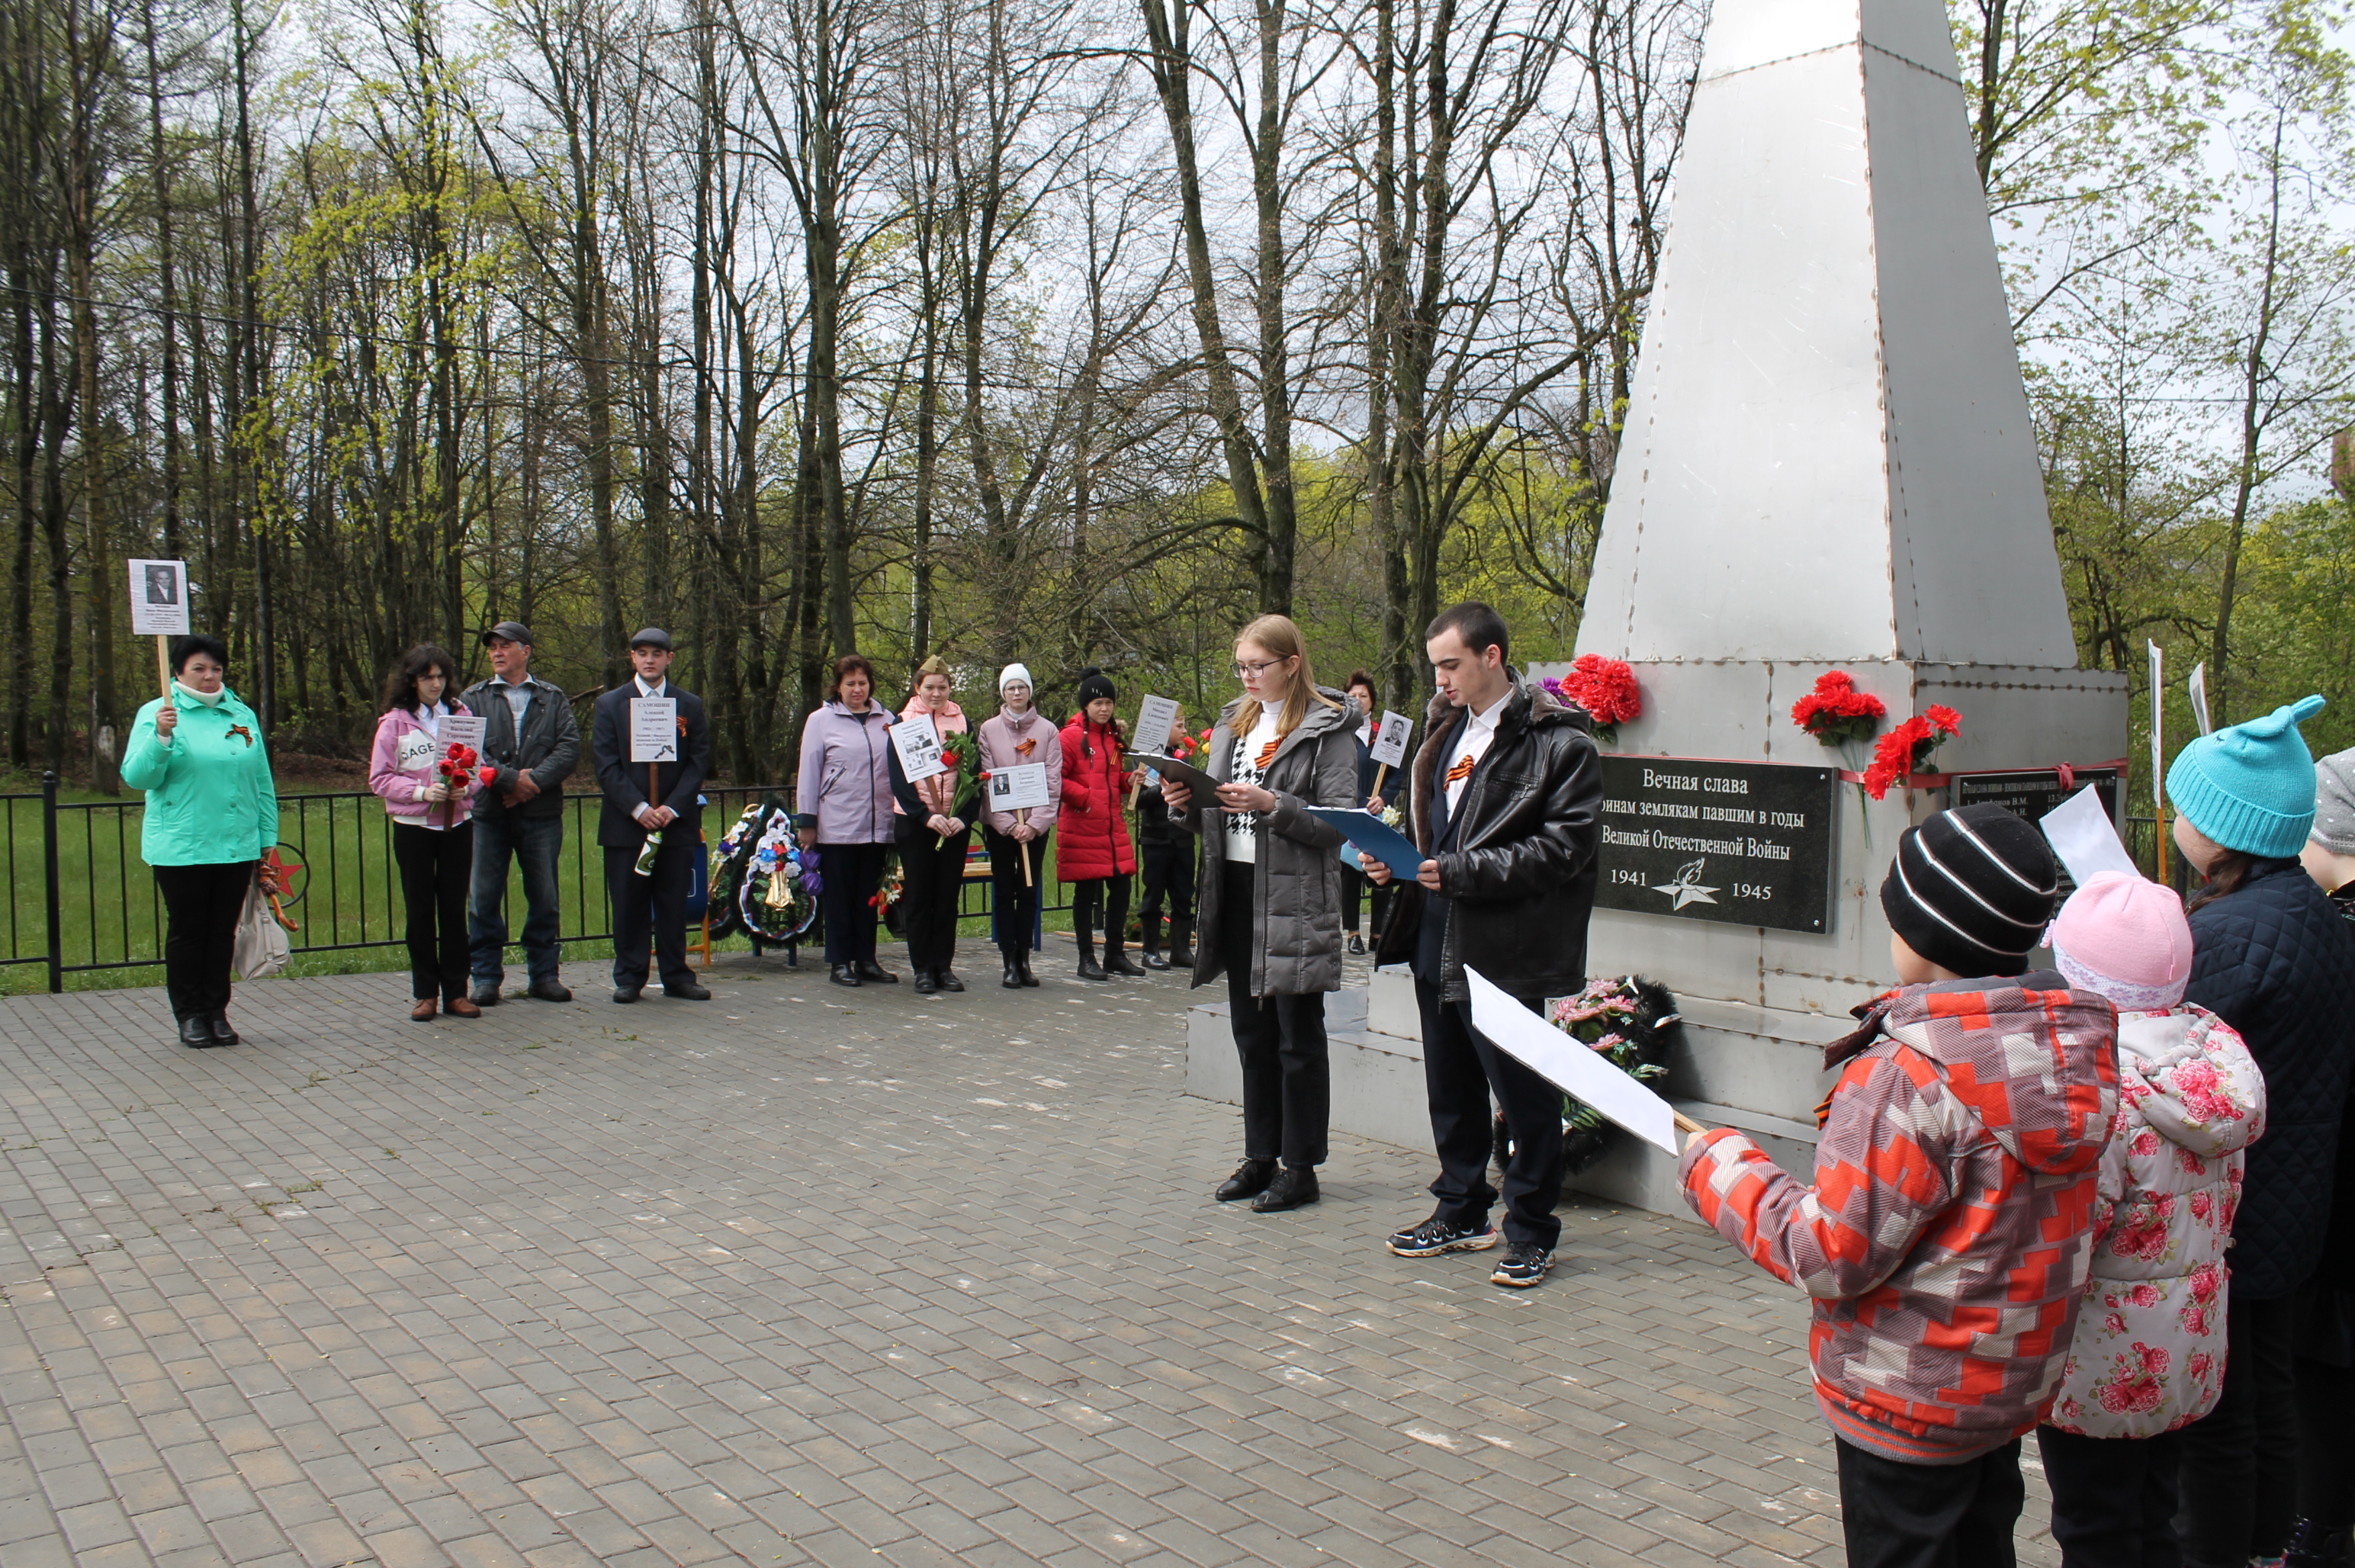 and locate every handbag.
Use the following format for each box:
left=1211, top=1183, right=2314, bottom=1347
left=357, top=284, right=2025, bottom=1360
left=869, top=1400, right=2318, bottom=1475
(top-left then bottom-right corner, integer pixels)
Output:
left=232, top=873, right=292, bottom=980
